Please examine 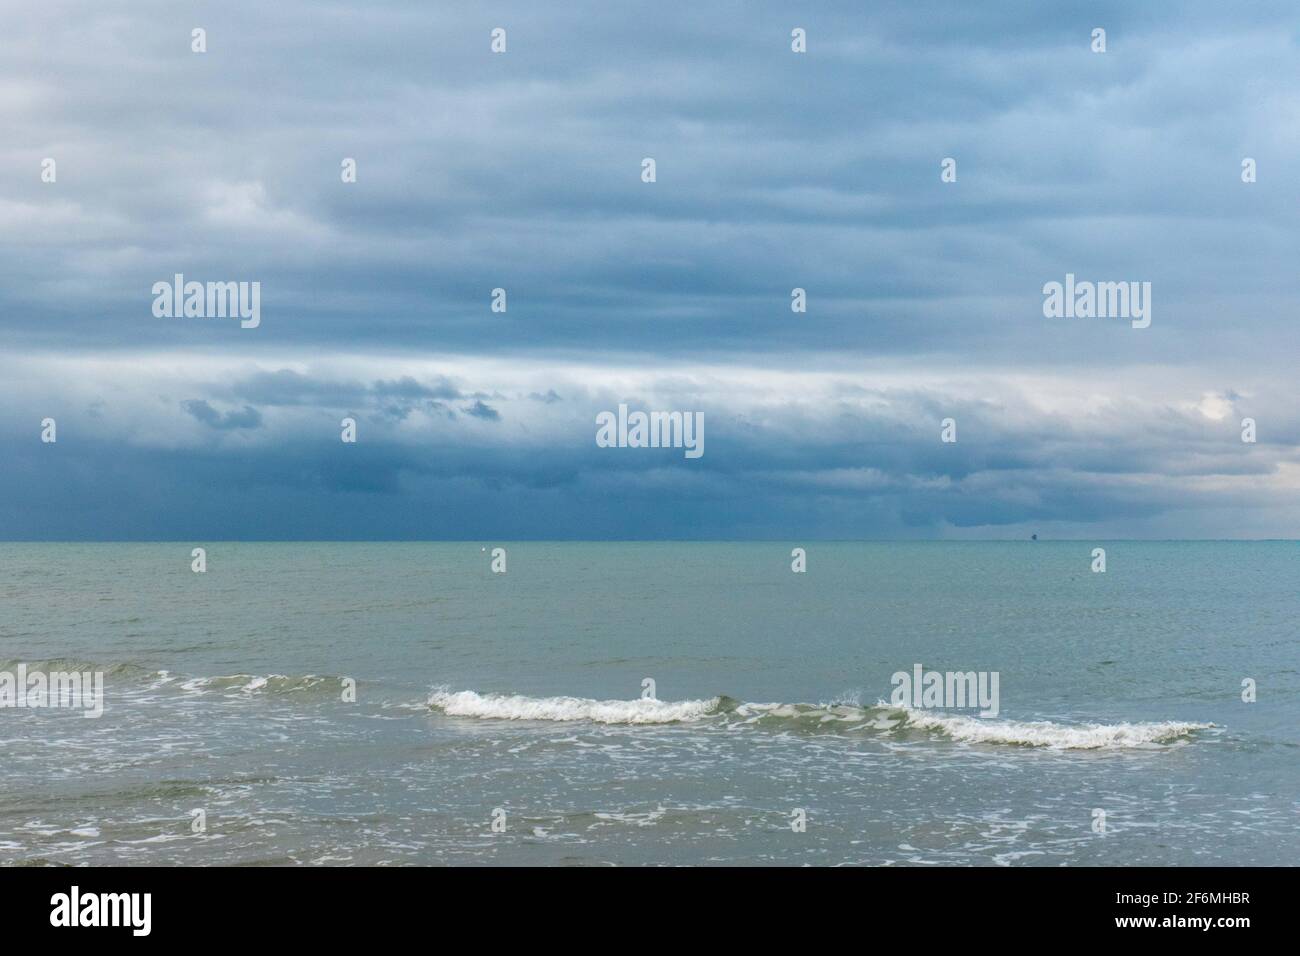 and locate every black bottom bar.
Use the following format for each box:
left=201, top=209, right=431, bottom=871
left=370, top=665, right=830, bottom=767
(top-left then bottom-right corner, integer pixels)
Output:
left=0, top=866, right=1277, bottom=941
